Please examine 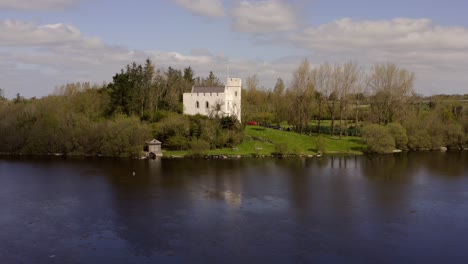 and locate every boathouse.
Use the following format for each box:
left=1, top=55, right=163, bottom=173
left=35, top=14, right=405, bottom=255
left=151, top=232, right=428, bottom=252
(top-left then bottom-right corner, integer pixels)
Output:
left=145, top=139, right=162, bottom=158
